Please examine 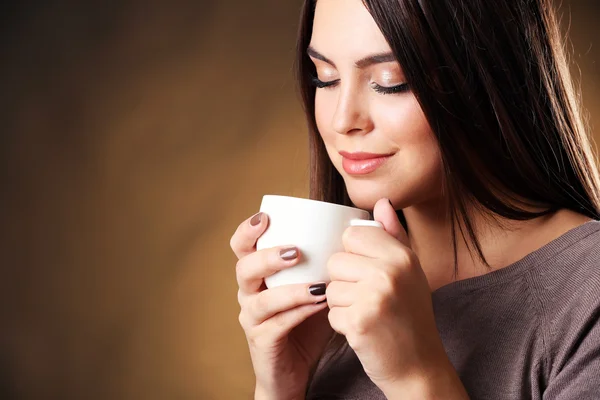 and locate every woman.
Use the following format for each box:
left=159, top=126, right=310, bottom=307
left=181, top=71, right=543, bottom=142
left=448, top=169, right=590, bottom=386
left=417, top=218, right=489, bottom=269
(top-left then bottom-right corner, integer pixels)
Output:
left=230, top=0, right=600, bottom=398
